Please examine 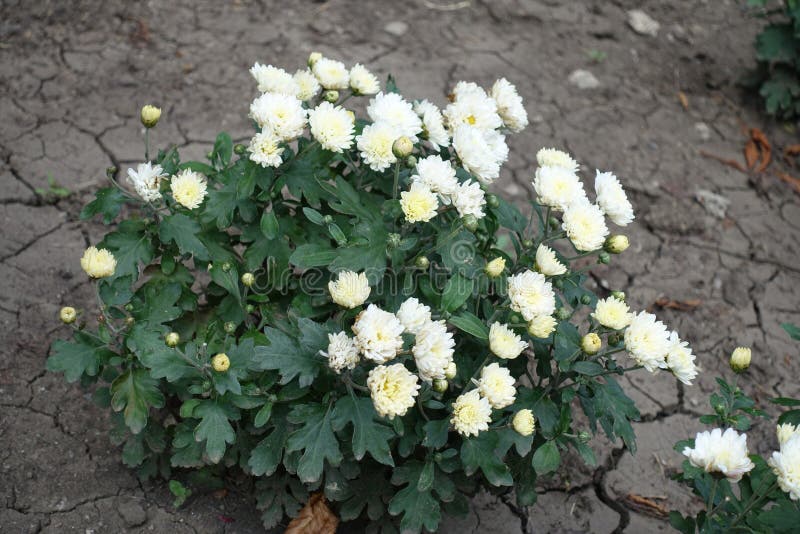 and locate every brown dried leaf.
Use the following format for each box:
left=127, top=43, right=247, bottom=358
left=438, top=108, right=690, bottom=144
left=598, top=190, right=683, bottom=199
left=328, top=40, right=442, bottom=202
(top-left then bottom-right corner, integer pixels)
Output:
left=784, top=144, right=800, bottom=166
left=653, top=297, right=702, bottom=312
left=285, top=493, right=338, bottom=534
left=774, top=171, right=800, bottom=195
left=744, top=139, right=759, bottom=170
left=678, top=91, right=689, bottom=111
left=623, top=493, right=669, bottom=518
left=699, top=150, right=747, bottom=173
left=750, top=128, right=771, bottom=173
